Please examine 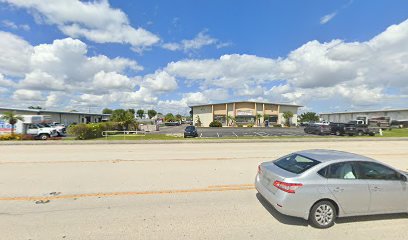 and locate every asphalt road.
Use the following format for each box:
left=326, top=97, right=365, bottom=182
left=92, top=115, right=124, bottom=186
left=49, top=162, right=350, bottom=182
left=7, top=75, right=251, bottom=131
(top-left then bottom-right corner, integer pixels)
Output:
left=0, top=141, right=407, bottom=240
